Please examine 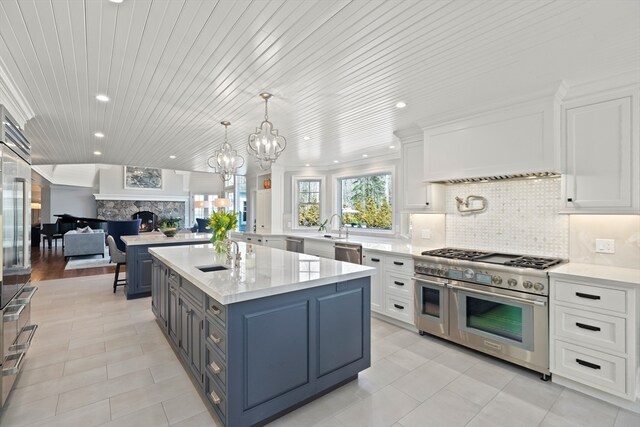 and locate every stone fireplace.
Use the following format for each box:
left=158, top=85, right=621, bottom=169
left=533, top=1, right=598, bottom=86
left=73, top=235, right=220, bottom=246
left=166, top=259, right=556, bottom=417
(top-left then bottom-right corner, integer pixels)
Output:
left=97, top=200, right=186, bottom=227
